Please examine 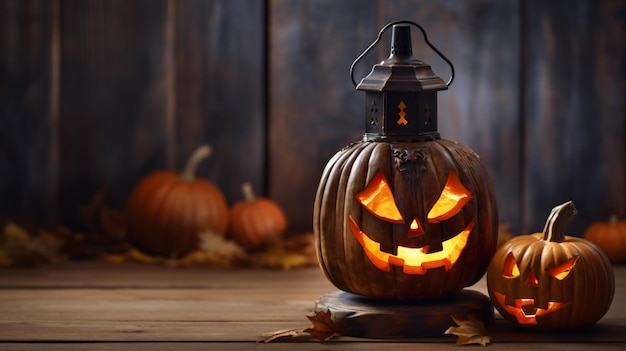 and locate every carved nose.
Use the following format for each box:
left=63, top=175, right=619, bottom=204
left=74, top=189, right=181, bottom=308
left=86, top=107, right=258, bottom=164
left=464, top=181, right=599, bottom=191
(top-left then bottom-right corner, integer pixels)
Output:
left=408, top=217, right=424, bottom=237
left=525, top=271, right=539, bottom=287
